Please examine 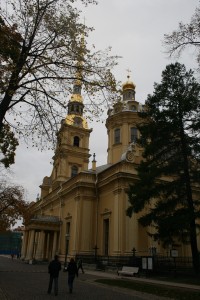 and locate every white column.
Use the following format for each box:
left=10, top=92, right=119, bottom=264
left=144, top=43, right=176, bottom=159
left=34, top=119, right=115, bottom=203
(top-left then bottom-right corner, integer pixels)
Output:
left=52, top=231, right=58, bottom=259
left=36, top=230, right=45, bottom=260
left=26, top=230, right=35, bottom=261
left=21, top=230, right=28, bottom=259
left=113, top=189, right=122, bottom=255
left=74, top=197, right=80, bottom=254
left=46, top=232, right=50, bottom=261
